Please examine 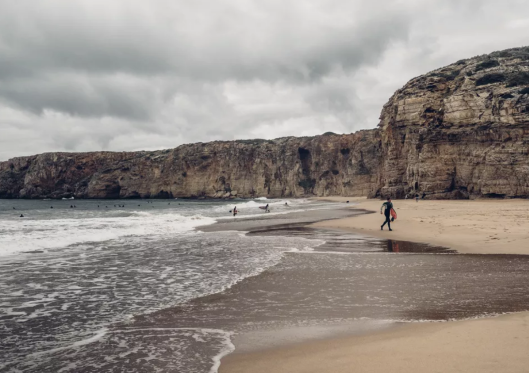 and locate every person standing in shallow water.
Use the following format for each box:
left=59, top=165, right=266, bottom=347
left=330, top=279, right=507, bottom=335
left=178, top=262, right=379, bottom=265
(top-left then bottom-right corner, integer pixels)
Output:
left=380, top=197, right=393, bottom=231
